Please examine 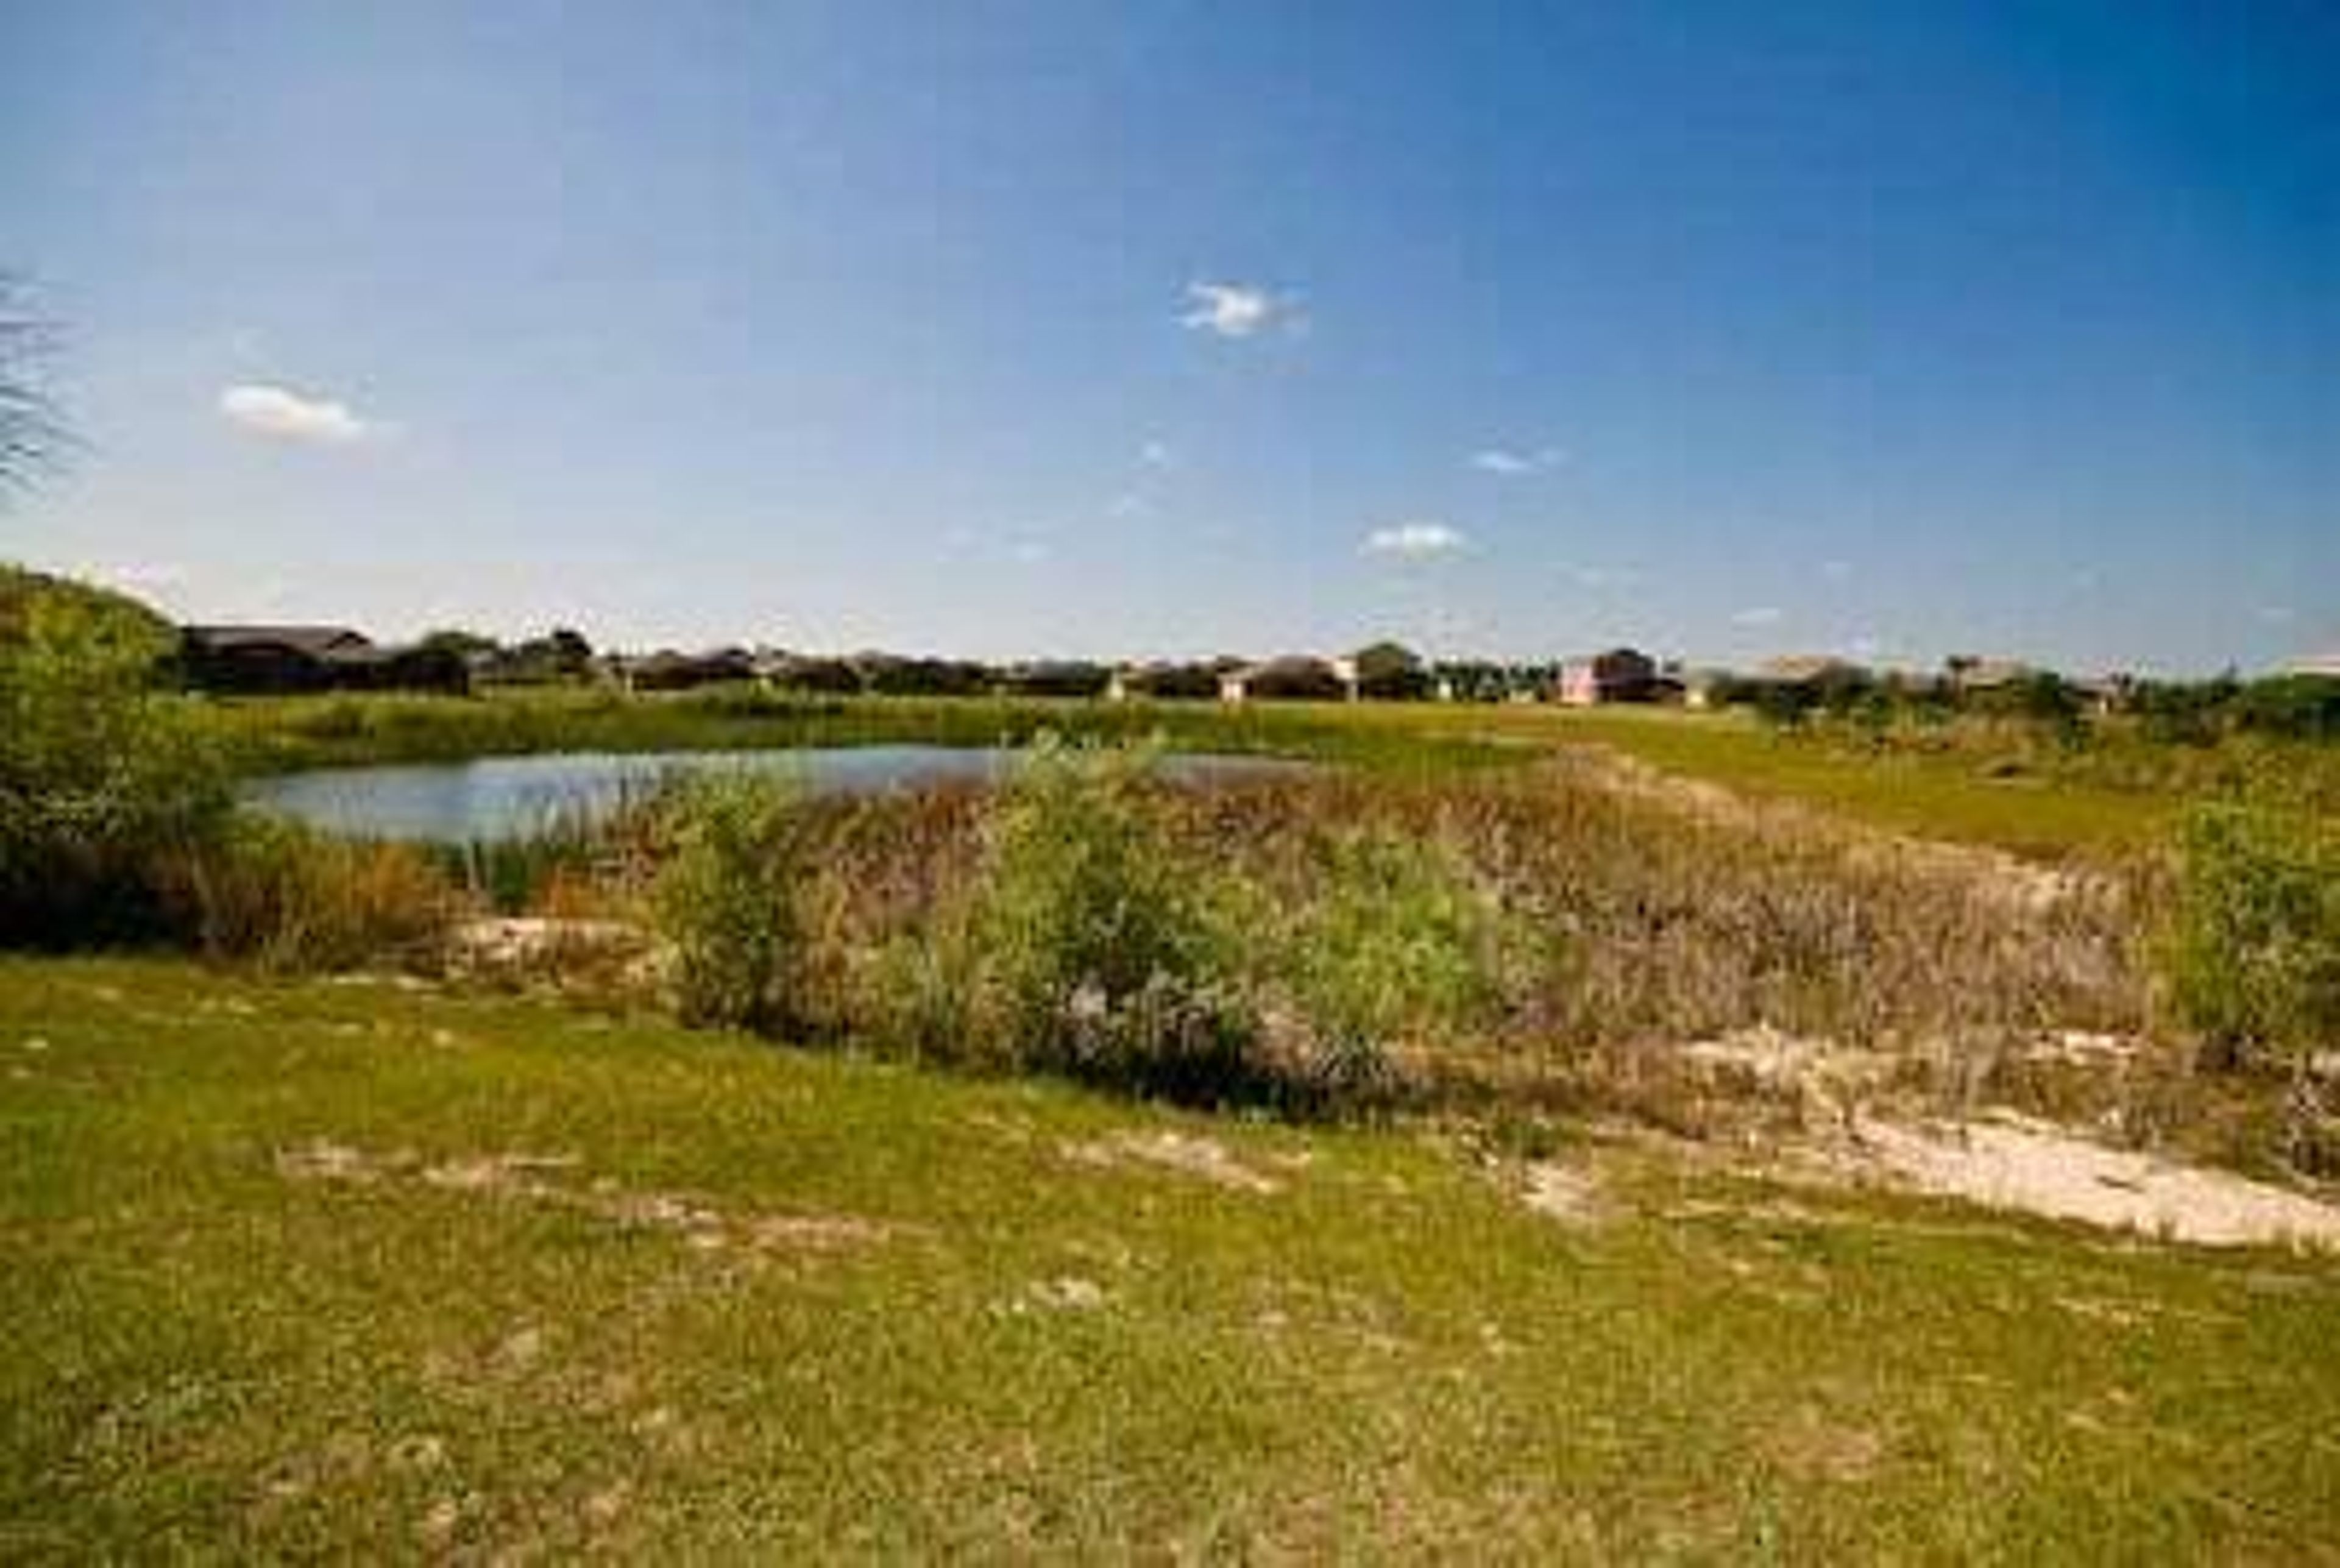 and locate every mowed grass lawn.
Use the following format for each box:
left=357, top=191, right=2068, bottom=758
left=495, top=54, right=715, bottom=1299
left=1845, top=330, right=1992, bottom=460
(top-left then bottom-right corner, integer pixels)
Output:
left=5, top=959, right=2338, bottom=1559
